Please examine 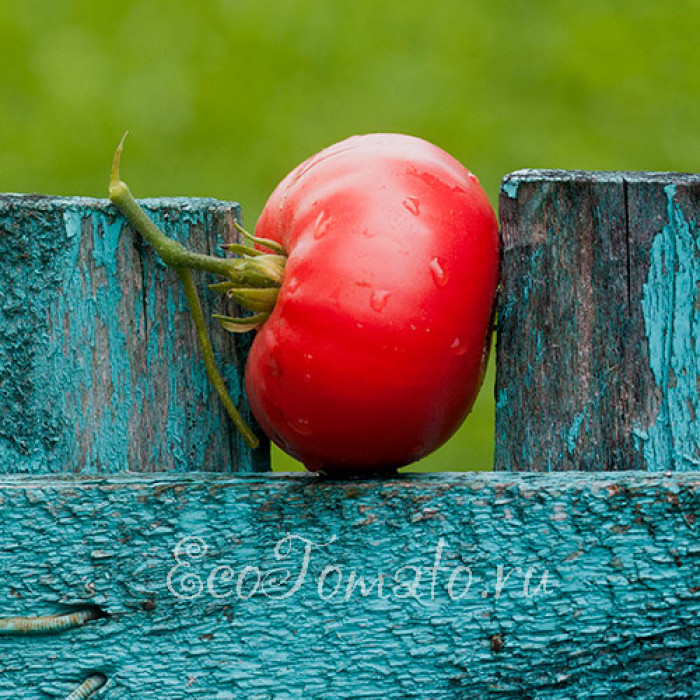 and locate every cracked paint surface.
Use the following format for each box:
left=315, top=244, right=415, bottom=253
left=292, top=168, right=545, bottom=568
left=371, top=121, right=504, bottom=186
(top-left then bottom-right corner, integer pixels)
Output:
left=640, top=185, right=700, bottom=470
left=497, top=170, right=700, bottom=472
left=0, top=472, right=697, bottom=698
left=0, top=196, right=267, bottom=473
